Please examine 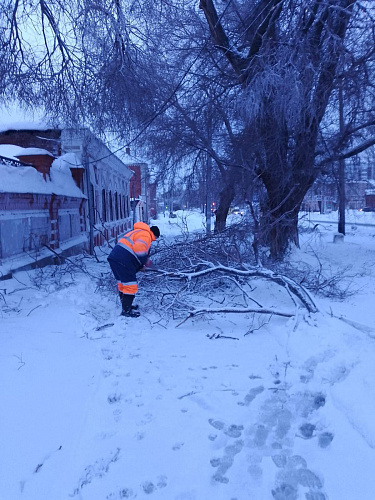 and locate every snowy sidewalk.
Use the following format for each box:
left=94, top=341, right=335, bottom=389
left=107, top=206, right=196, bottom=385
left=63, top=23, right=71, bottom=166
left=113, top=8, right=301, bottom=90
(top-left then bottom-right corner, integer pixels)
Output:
left=1, top=212, right=375, bottom=499
left=1, top=266, right=375, bottom=499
